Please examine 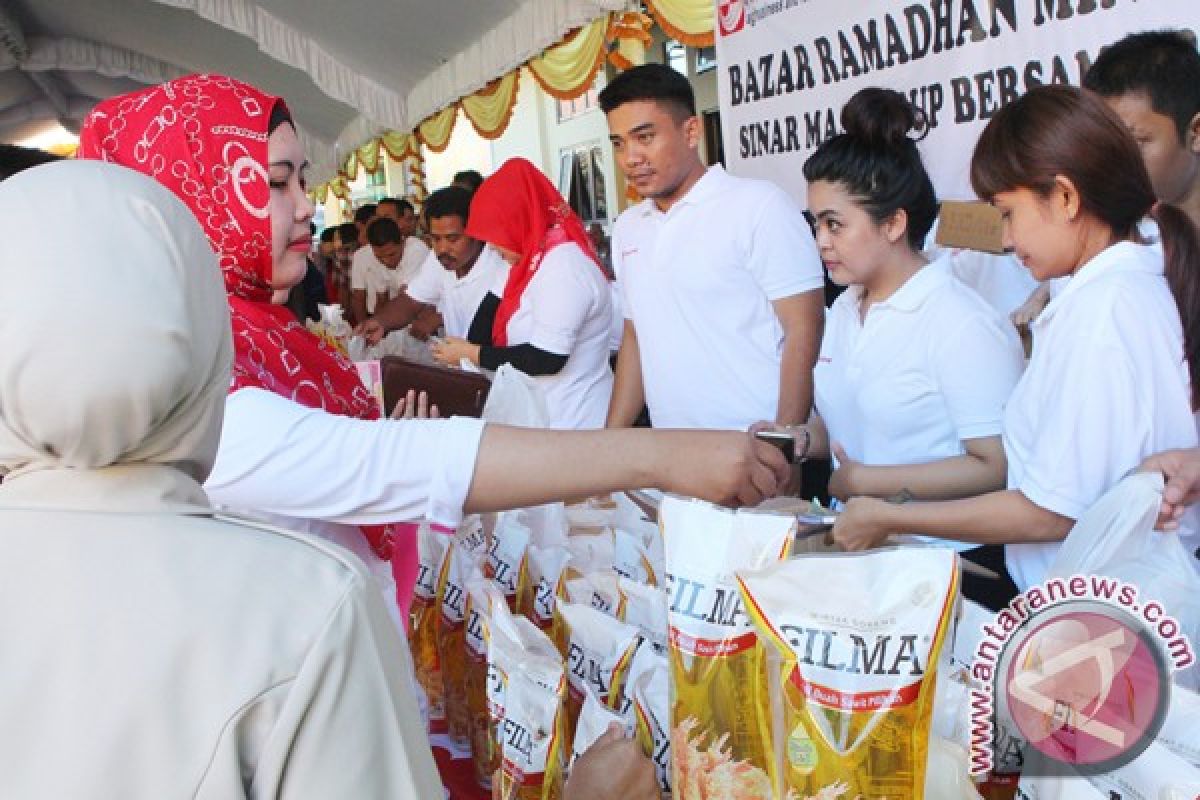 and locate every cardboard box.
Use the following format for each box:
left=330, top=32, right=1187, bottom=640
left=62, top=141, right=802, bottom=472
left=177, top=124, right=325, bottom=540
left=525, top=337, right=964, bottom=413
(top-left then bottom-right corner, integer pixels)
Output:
left=937, top=200, right=1006, bottom=254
